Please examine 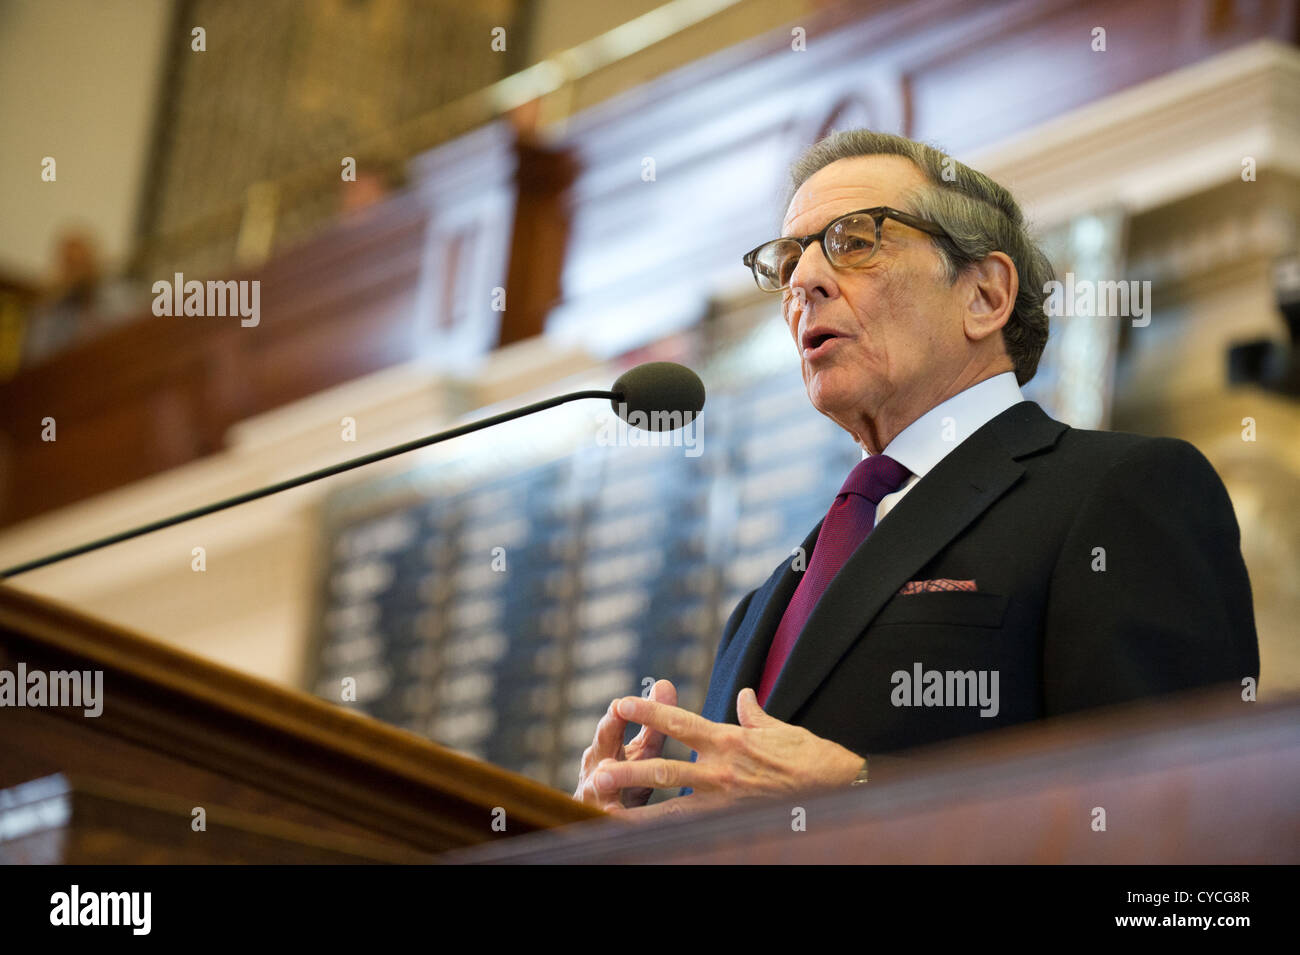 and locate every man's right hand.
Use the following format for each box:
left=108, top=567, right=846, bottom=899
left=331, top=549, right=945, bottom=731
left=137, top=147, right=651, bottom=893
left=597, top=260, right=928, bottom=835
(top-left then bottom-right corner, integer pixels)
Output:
left=573, top=678, right=678, bottom=810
